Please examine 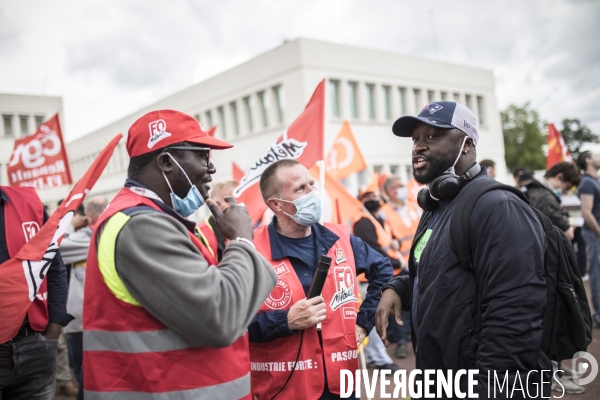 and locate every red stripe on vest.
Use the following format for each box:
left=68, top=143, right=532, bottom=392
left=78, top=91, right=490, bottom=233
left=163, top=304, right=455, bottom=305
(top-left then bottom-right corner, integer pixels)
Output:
left=83, top=187, right=248, bottom=394
left=2, top=186, right=48, bottom=332
left=250, top=224, right=359, bottom=400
